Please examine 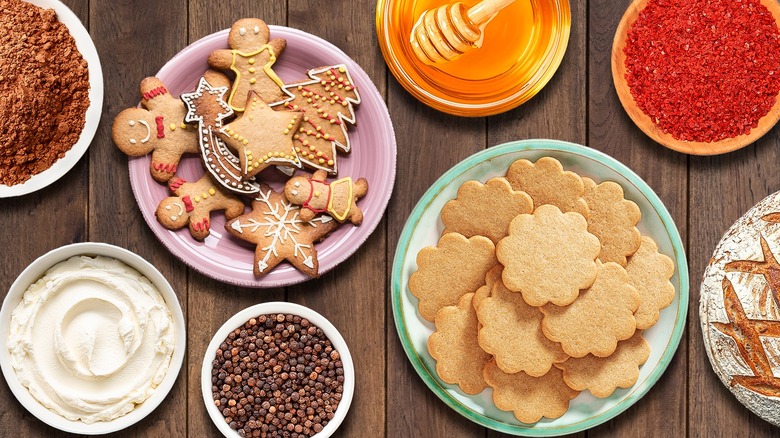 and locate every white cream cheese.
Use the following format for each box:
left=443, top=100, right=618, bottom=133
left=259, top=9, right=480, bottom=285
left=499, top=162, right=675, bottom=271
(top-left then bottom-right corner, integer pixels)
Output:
left=8, top=255, right=176, bottom=424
